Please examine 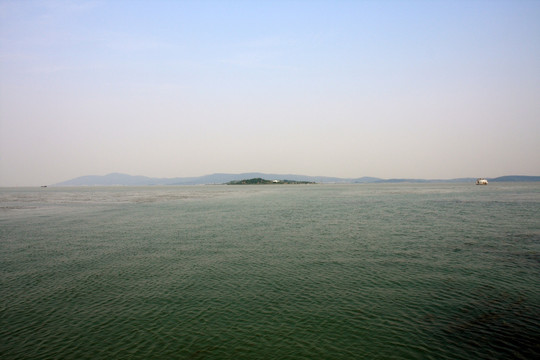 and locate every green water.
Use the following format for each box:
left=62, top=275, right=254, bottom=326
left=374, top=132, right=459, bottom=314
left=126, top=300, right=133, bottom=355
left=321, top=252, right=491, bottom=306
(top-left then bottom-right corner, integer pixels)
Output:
left=1, top=183, right=539, bottom=359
